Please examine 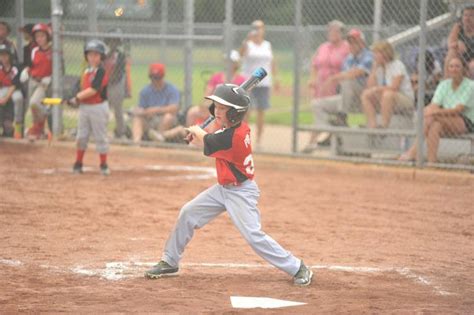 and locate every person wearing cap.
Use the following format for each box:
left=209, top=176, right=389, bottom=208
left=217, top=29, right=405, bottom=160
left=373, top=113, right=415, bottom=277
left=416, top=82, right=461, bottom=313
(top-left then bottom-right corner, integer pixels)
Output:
left=131, top=63, right=180, bottom=144
left=361, top=40, right=414, bottom=129
left=239, top=20, right=279, bottom=149
left=22, top=23, right=53, bottom=140
left=149, top=50, right=246, bottom=143
left=104, top=28, right=132, bottom=139
left=303, top=28, right=373, bottom=153
left=0, top=44, right=23, bottom=138
left=0, top=21, right=18, bottom=65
